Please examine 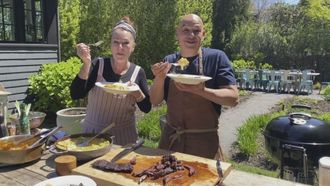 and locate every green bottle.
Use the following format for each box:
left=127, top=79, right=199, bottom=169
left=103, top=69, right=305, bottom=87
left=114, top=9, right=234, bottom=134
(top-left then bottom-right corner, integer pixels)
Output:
left=16, top=101, right=31, bottom=135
